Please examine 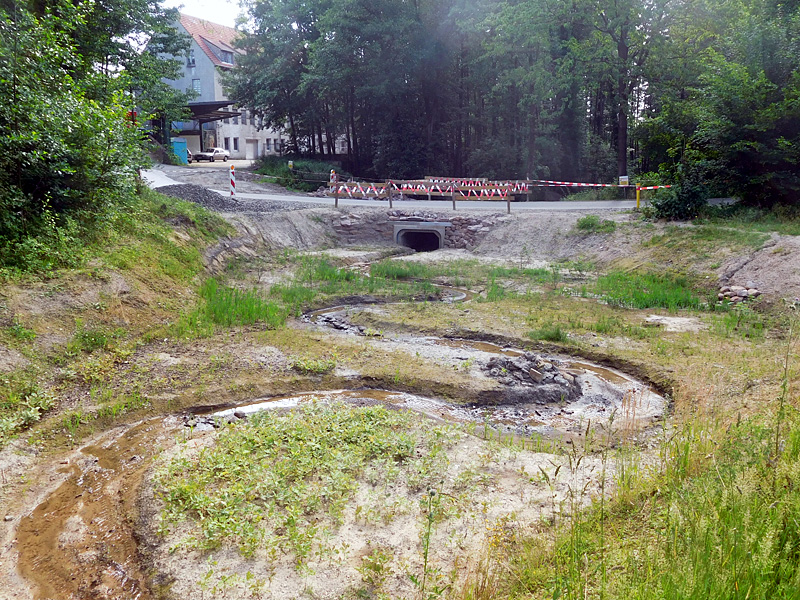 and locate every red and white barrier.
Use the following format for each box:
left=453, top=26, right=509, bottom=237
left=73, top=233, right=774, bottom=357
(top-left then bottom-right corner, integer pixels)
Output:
left=230, top=165, right=236, bottom=197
